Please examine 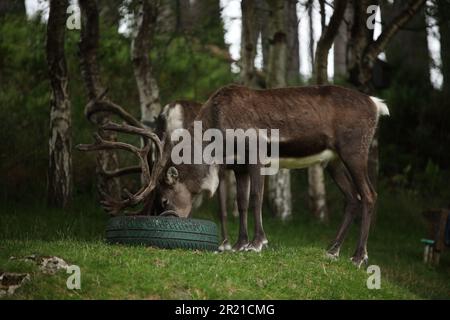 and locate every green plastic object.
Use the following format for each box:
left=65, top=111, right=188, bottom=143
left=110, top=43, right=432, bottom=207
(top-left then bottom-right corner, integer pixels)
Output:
left=106, top=215, right=219, bottom=251
left=421, top=238, right=435, bottom=245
